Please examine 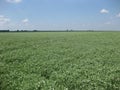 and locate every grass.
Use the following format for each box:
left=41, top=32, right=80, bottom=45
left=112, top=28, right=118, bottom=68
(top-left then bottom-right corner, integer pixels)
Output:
left=0, top=32, right=120, bottom=90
